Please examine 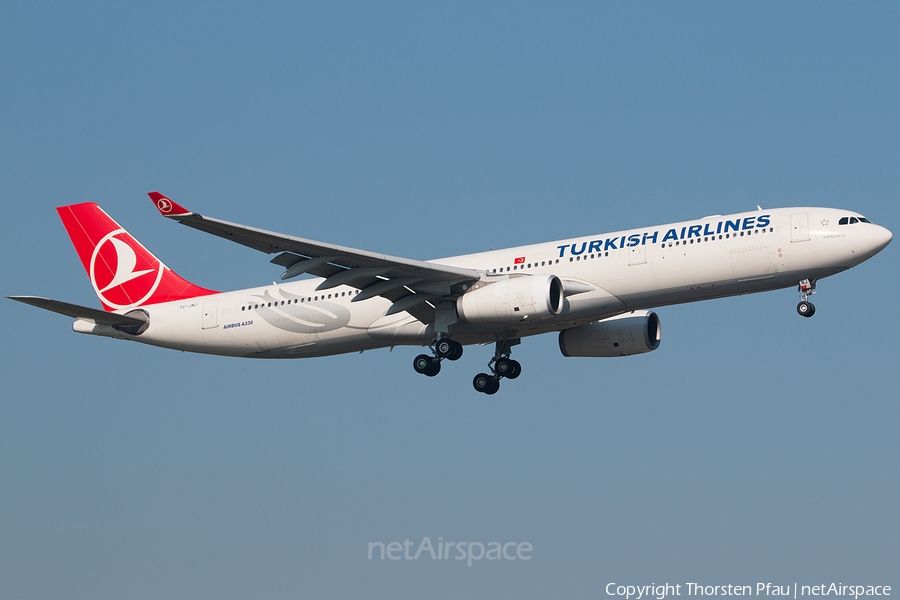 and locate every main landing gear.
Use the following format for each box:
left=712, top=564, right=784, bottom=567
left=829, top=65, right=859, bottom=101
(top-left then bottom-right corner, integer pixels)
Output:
left=797, top=278, right=817, bottom=318
left=413, top=337, right=522, bottom=395
left=413, top=338, right=463, bottom=377
left=472, top=339, right=521, bottom=395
